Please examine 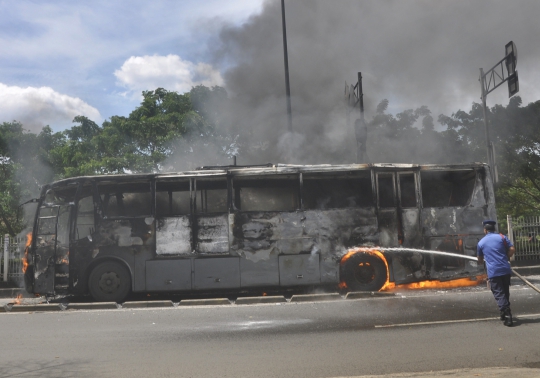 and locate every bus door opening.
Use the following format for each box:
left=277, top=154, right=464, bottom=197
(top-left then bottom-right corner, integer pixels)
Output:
left=376, top=172, right=421, bottom=248
left=33, top=190, right=73, bottom=295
